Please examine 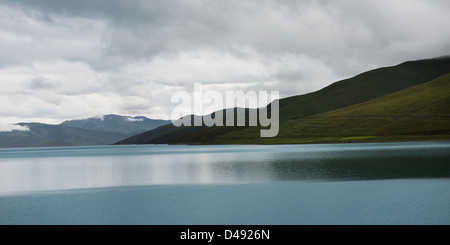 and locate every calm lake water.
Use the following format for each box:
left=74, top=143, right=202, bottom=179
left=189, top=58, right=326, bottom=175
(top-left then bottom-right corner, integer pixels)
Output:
left=0, top=141, right=449, bottom=225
